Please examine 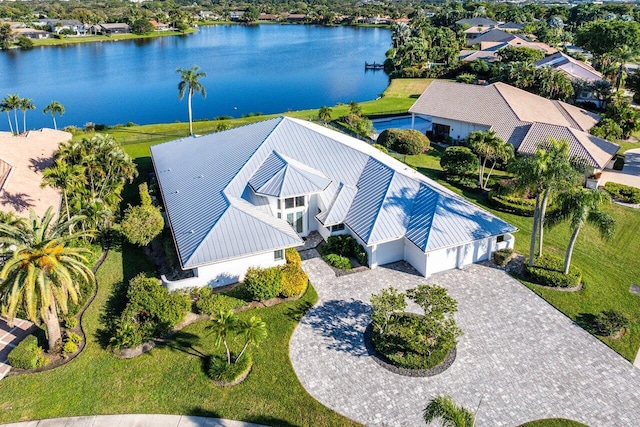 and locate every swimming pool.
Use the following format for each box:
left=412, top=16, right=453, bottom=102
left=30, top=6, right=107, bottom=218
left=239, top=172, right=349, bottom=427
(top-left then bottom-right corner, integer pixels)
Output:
left=371, top=115, right=432, bottom=135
